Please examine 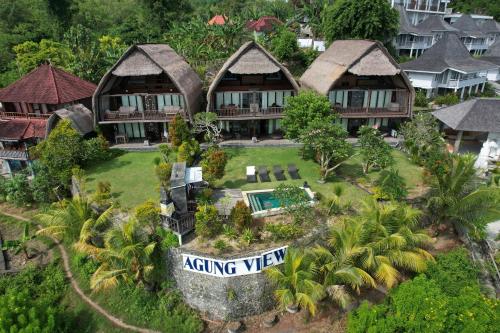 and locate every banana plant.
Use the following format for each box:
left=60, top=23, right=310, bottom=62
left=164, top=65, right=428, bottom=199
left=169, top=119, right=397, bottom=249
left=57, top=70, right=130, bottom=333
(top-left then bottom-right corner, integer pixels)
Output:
left=2, top=223, right=36, bottom=260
